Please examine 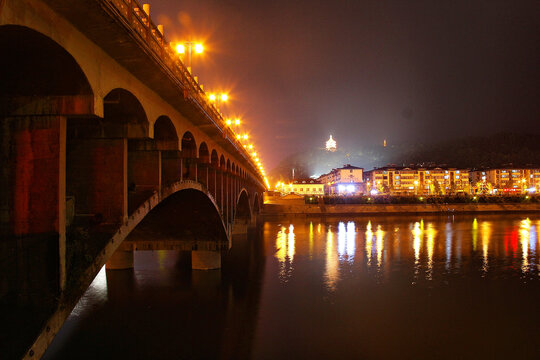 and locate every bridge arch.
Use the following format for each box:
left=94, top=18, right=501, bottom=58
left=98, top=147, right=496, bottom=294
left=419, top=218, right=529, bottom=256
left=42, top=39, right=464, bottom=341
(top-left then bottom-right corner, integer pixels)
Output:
left=232, top=189, right=252, bottom=235
left=253, top=192, right=261, bottom=214
left=0, top=24, right=93, bottom=105
left=211, top=150, right=219, bottom=168
left=198, top=142, right=210, bottom=163
left=120, top=187, right=228, bottom=253
left=103, top=88, right=149, bottom=138
left=220, top=155, right=226, bottom=170
left=181, top=131, right=197, bottom=181
left=154, top=115, right=179, bottom=150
